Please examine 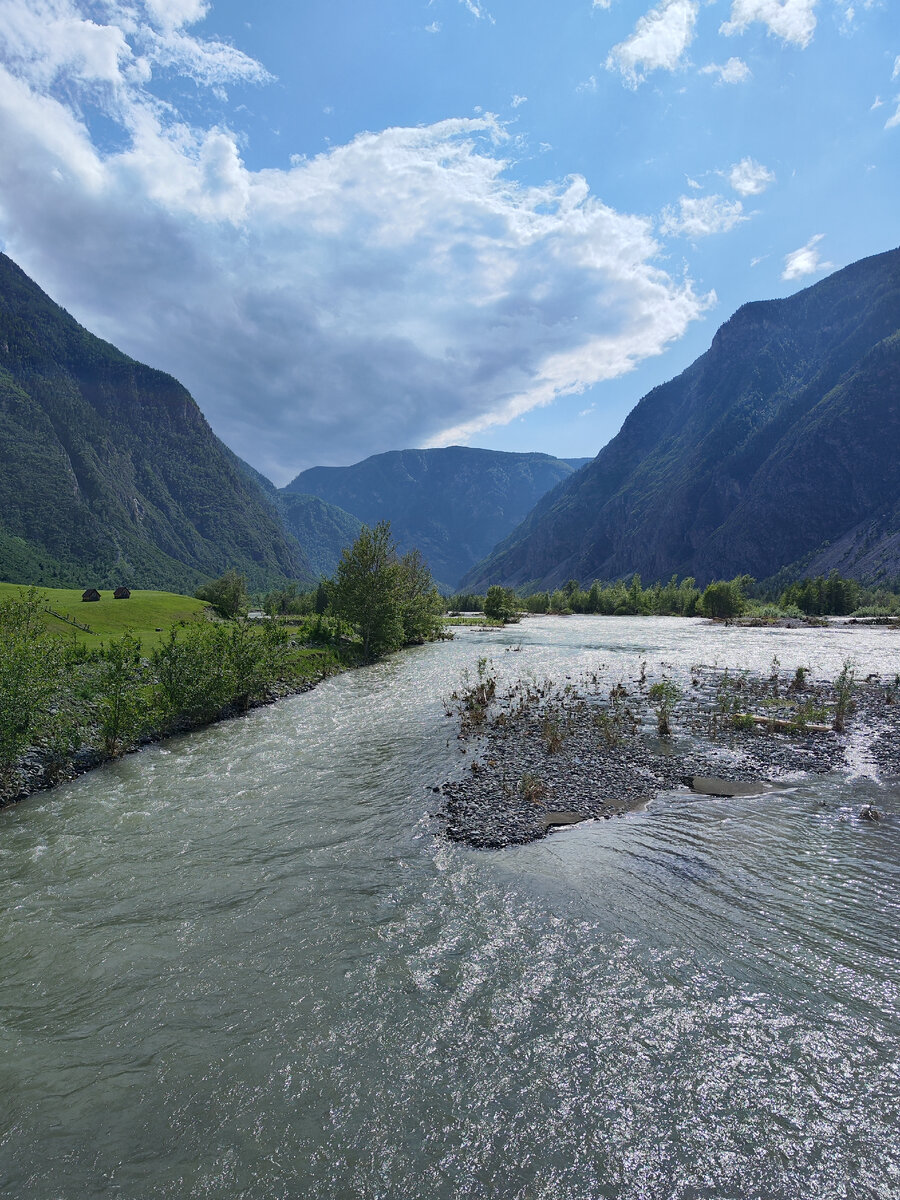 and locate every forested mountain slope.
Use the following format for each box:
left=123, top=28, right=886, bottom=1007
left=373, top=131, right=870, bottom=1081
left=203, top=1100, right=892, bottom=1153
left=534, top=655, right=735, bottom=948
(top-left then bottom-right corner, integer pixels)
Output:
left=0, top=254, right=312, bottom=590
left=285, top=446, right=585, bottom=588
left=234, top=459, right=363, bottom=580
left=462, top=247, right=900, bottom=590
